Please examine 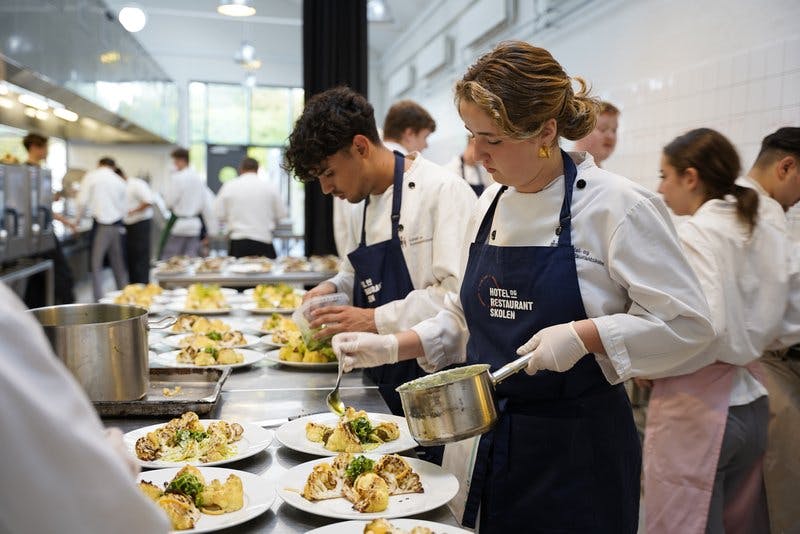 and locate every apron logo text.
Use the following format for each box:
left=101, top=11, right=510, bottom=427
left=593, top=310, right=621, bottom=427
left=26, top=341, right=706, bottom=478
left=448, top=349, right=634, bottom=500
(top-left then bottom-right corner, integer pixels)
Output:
left=487, top=286, right=533, bottom=320
left=360, top=278, right=382, bottom=304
